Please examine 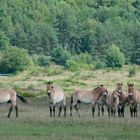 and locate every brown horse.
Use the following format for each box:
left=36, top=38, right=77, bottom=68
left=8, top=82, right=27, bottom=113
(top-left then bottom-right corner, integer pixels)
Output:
left=97, top=90, right=111, bottom=116
left=0, top=89, right=27, bottom=118
left=98, top=89, right=120, bottom=117
left=107, top=90, right=120, bottom=117
left=46, top=82, right=66, bottom=117
left=70, top=85, right=108, bottom=117
left=127, top=84, right=140, bottom=117
left=115, top=83, right=127, bottom=117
